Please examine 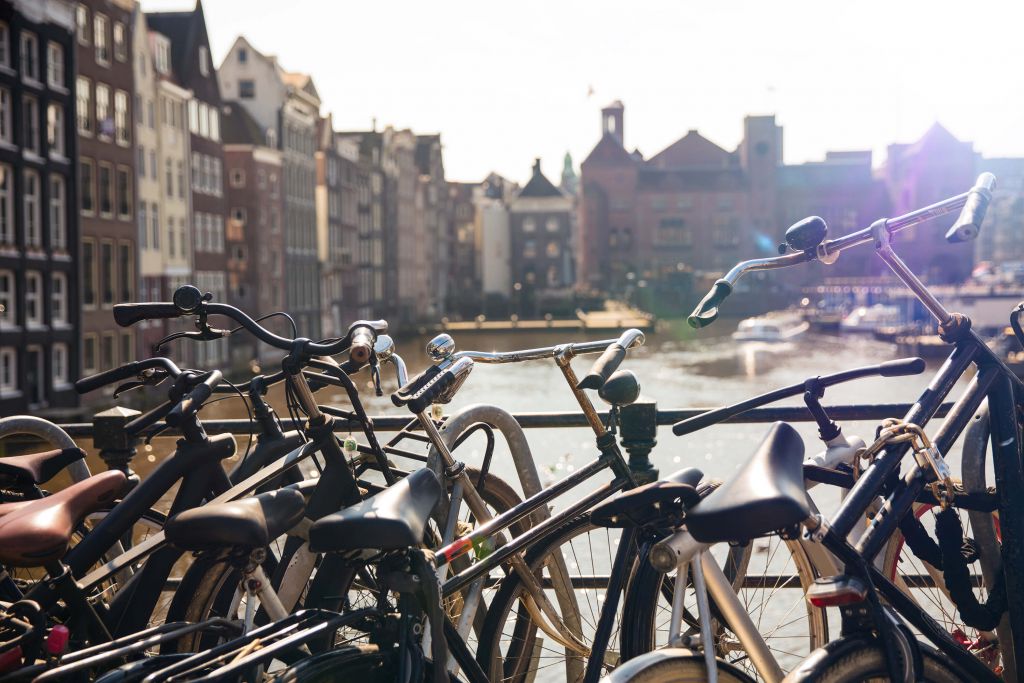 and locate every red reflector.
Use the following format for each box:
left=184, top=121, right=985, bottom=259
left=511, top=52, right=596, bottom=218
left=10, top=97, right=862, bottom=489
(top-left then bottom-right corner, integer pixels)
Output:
left=0, top=646, right=22, bottom=673
left=807, top=590, right=866, bottom=607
